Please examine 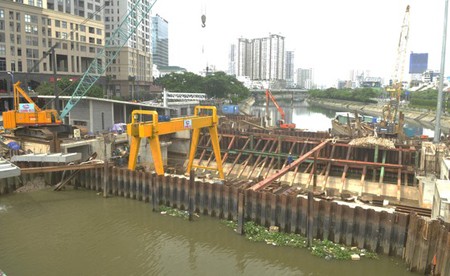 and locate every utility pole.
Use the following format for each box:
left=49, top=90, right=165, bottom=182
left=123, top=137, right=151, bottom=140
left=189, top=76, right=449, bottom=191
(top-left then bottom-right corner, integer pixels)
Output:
left=434, top=0, right=449, bottom=143
left=52, top=47, right=60, bottom=112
